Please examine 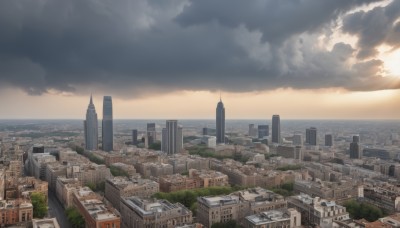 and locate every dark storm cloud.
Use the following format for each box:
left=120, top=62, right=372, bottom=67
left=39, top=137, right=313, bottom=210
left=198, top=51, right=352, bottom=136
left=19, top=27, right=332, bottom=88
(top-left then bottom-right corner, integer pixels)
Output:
left=343, top=0, right=400, bottom=59
left=0, top=0, right=397, bottom=97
